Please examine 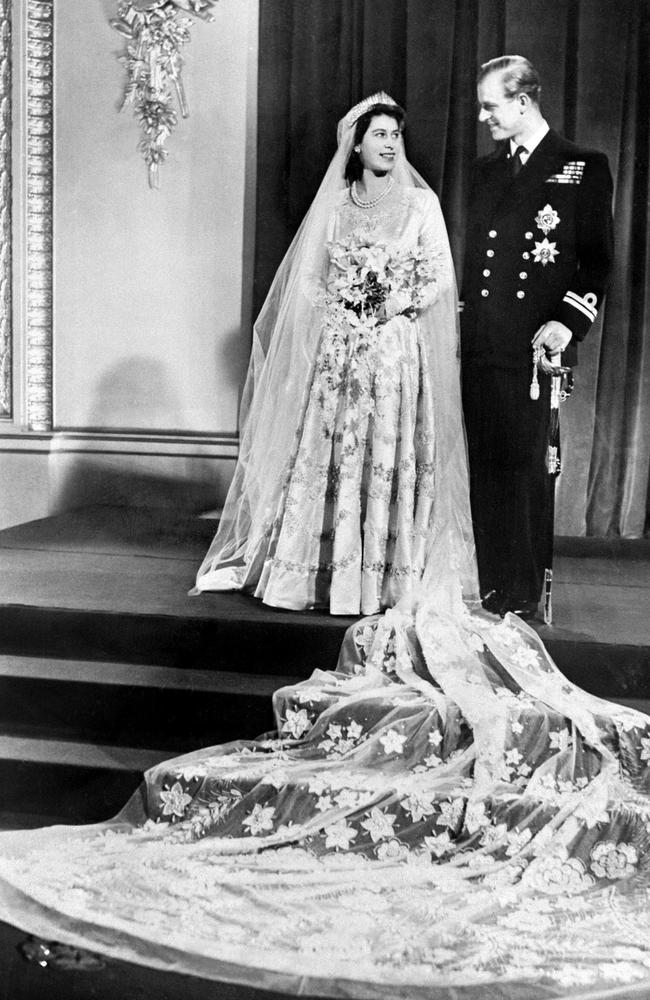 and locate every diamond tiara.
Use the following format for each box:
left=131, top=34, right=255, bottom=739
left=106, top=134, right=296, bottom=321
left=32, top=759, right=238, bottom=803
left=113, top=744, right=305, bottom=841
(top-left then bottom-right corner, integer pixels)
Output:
left=342, top=91, right=397, bottom=131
